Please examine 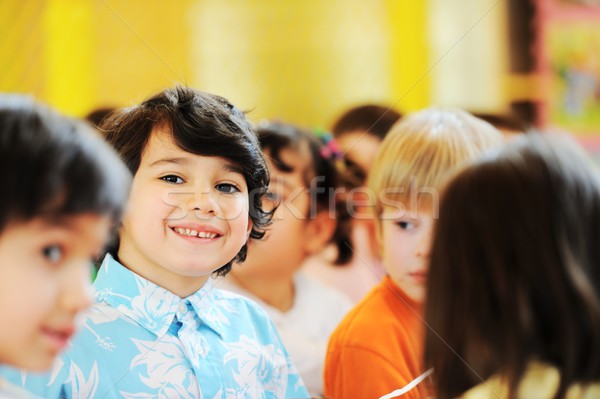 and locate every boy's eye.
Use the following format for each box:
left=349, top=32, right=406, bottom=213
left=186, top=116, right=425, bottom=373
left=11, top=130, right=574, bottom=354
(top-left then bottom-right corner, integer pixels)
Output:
left=216, top=183, right=240, bottom=193
left=43, top=245, right=63, bottom=263
left=161, top=175, right=184, bottom=184
left=396, top=221, right=416, bottom=230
